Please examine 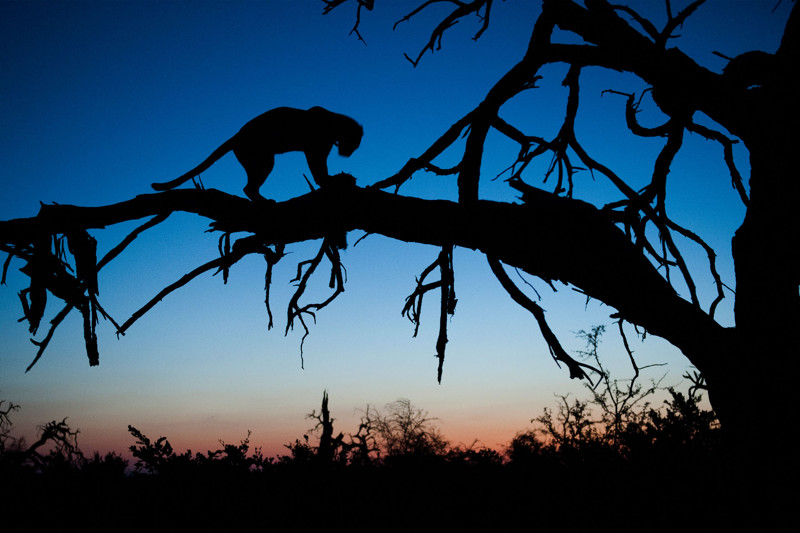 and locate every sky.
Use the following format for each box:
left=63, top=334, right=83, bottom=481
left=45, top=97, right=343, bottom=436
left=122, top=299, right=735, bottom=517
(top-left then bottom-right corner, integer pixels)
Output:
left=0, top=0, right=791, bottom=458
